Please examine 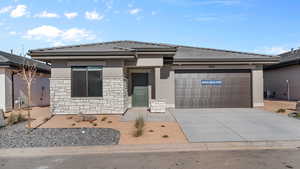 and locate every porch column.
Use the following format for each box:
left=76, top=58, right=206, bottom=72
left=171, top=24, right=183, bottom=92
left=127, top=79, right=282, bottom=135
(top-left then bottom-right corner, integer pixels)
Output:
left=252, top=66, right=264, bottom=107
left=154, top=67, right=161, bottom=99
